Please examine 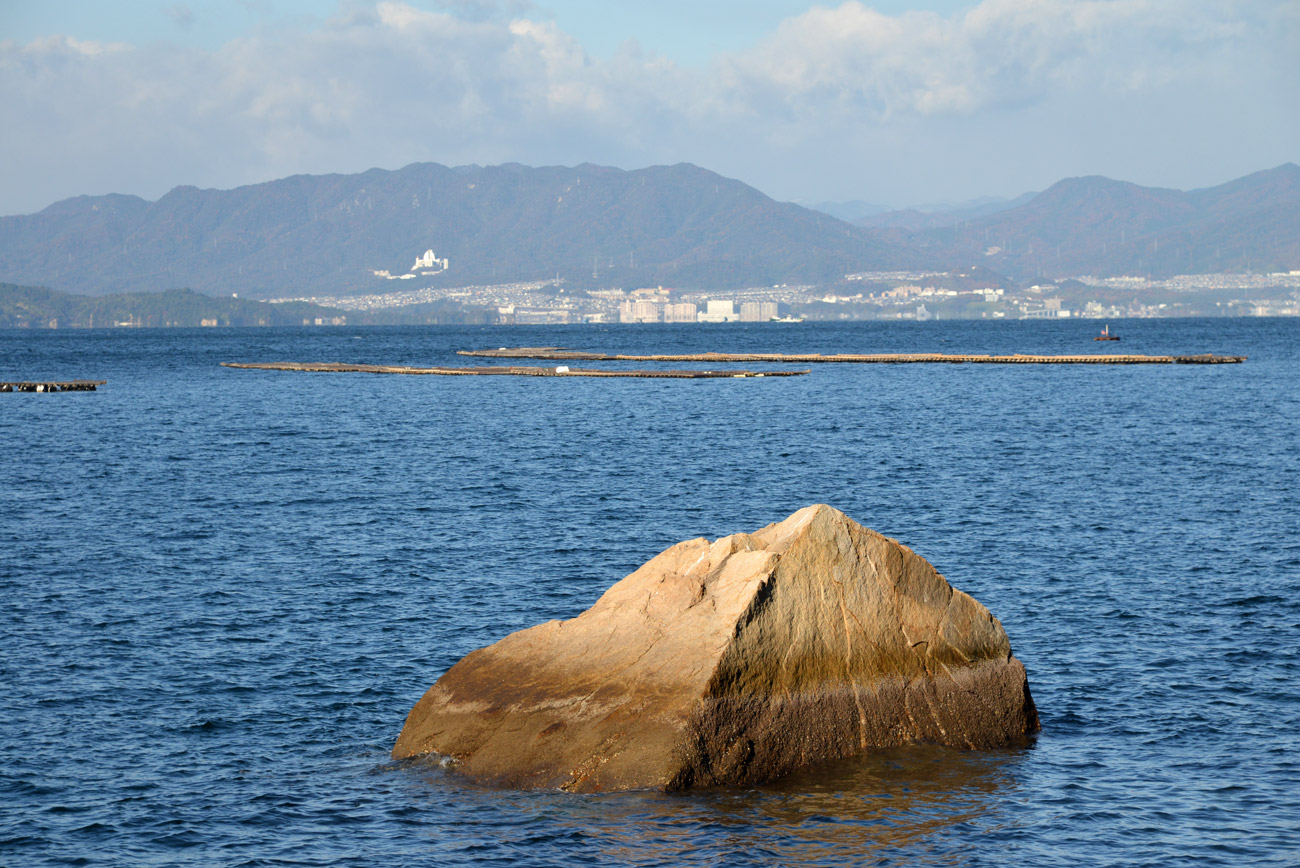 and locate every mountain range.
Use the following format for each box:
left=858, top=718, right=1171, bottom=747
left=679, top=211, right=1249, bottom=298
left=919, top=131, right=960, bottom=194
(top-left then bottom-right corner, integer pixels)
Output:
left=0, top=163, right=911, bottom=299
left=0, top=162, right=1295, bottom=299
left=878, top=164, right=1300, bottom=280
